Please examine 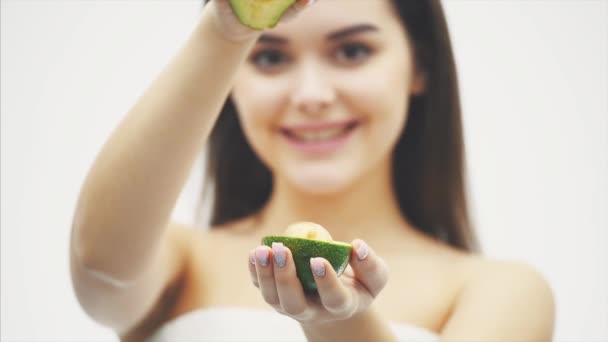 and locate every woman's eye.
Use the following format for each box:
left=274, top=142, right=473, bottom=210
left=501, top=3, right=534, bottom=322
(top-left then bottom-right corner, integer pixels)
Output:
left=335, top=43, right=372, bottom=65
left=250, top=49, right=288, bottom=70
